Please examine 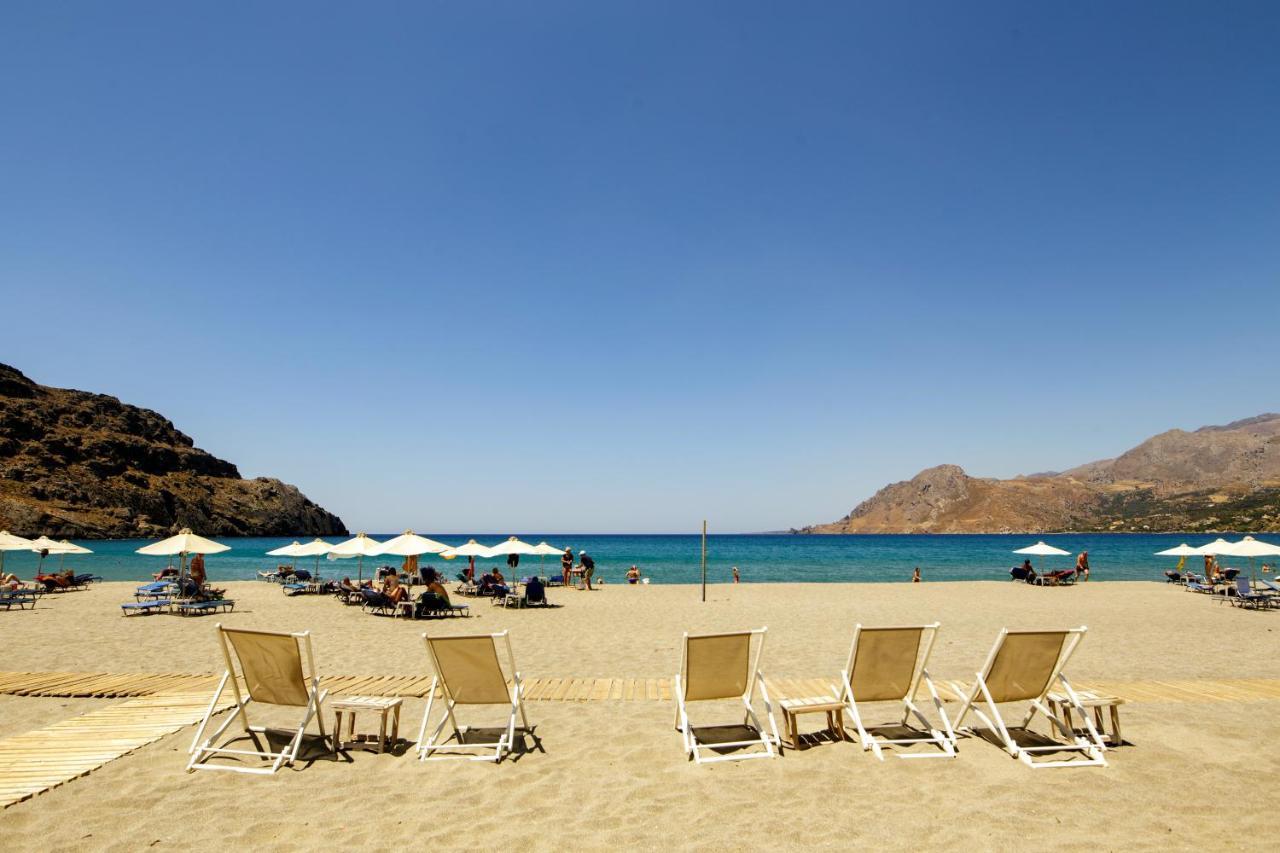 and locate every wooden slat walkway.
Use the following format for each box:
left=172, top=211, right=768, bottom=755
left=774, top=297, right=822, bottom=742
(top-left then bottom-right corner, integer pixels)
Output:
left=4, top=670, right=1280, bottom=704
left=0, top=692, right=228, bottom=809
